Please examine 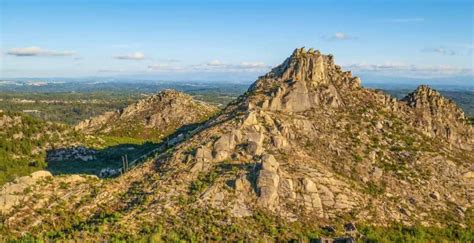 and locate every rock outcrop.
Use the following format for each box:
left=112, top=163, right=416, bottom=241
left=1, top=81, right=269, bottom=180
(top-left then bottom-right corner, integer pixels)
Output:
left=256, top=154, right=280, bottom=208
left=0, top=171, right=53, bottom=213
left=248, top=47, right=360, bottom=112
left=401, top=85, right=473, bottom=149
left=75, top=89, right=219, bottom=140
